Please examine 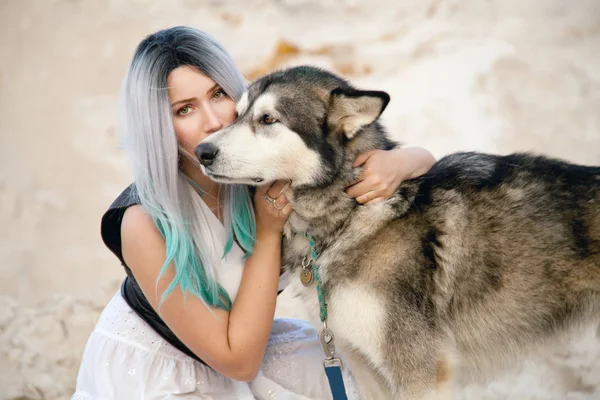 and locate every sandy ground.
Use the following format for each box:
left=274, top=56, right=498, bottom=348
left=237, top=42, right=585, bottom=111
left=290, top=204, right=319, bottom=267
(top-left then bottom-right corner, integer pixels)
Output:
left=1, top=0, right=599, bottom=398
